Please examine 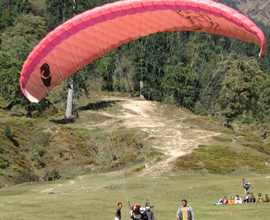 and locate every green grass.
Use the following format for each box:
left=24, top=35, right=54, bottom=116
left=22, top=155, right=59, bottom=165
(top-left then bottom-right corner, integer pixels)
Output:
left=1, top=94, right=270, bottom=219
left=0, top=172, right=270, bottom=219
left=132, top=164, right=145, bottom=172
left=211, top=136, right=233, bottom=142
left=174, top=145, right=270, bottom=174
